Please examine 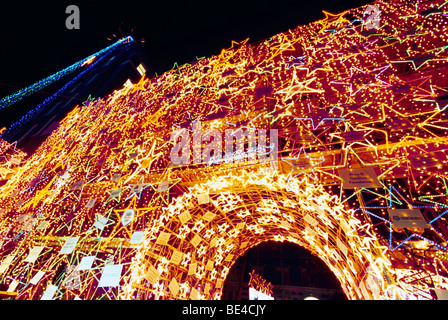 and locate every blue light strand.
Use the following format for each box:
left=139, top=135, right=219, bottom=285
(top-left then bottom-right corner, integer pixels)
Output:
left=389, top=185, right=392, bottom=207
left=0, top=37, right=133, bottom=111
left=429, top=209, right=448, bottom=224
left=391, top=233, right=448, bottom=252
left=358, top=208, right=448, bottom=252
left=1, top=36, right=135, bottom=140
left=355, top=208, right=394, bottom=250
